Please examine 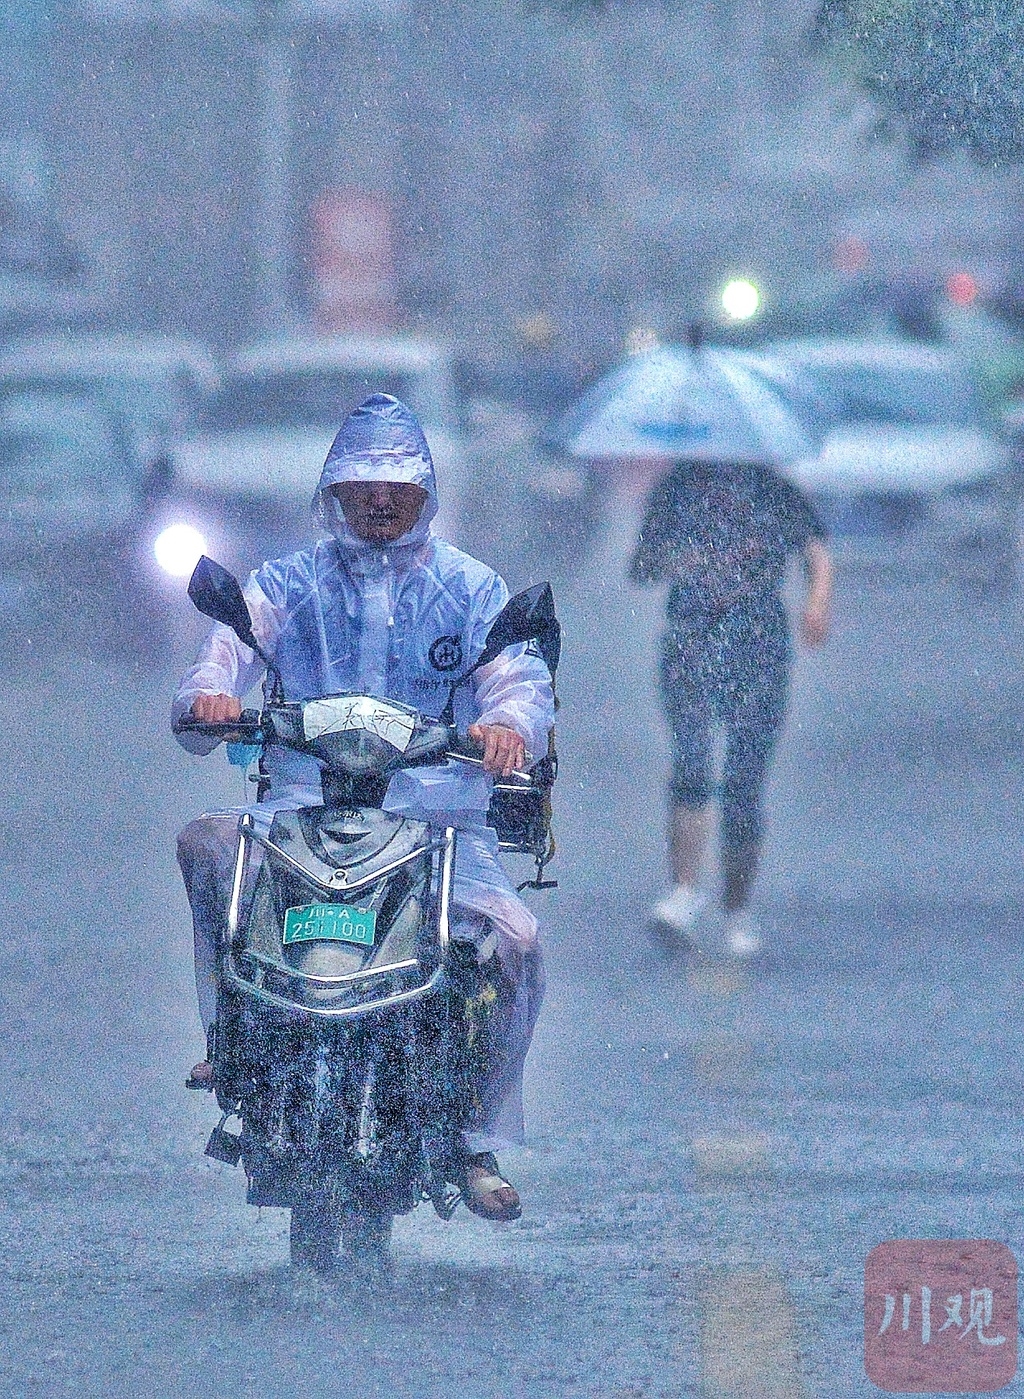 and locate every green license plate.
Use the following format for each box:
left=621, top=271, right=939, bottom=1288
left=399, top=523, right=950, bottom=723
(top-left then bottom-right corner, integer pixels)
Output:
left=282, top=902, right=377, bottom=947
